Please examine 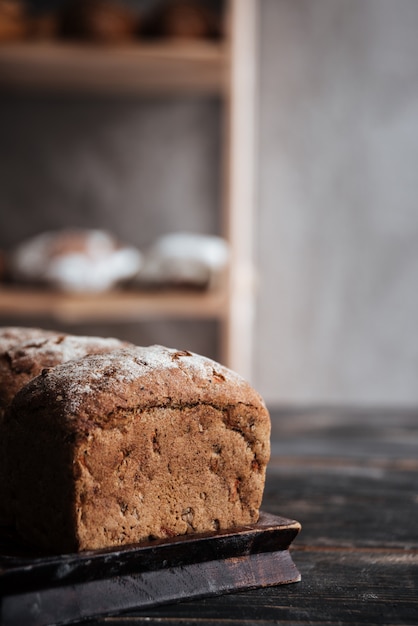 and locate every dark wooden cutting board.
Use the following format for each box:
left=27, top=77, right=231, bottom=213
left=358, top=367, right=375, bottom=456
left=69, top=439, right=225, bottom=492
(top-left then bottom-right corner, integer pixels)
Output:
left=0, top=511, right=301, bottom=626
